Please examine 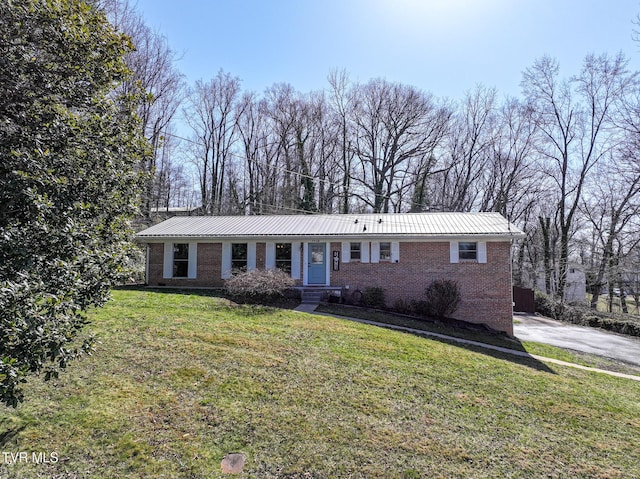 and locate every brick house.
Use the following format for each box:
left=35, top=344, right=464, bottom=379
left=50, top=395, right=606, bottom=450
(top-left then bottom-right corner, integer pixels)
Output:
left=136, top=212, right=524, bottom=335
